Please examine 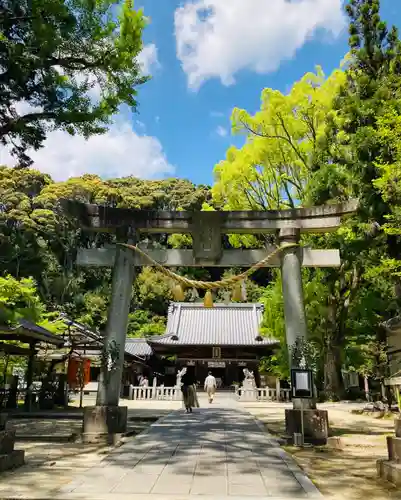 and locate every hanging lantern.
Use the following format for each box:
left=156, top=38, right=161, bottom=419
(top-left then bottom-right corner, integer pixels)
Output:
left=172, top=283, right=185, bottom=301
left=203, top=290, right=214, bottom=308
left=232, top=282, right=242, bottom=302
